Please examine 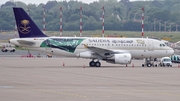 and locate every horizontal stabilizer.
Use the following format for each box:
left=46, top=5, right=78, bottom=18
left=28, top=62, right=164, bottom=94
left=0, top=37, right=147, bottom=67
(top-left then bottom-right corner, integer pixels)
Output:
left=17, top=40, right=35, bottom=46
